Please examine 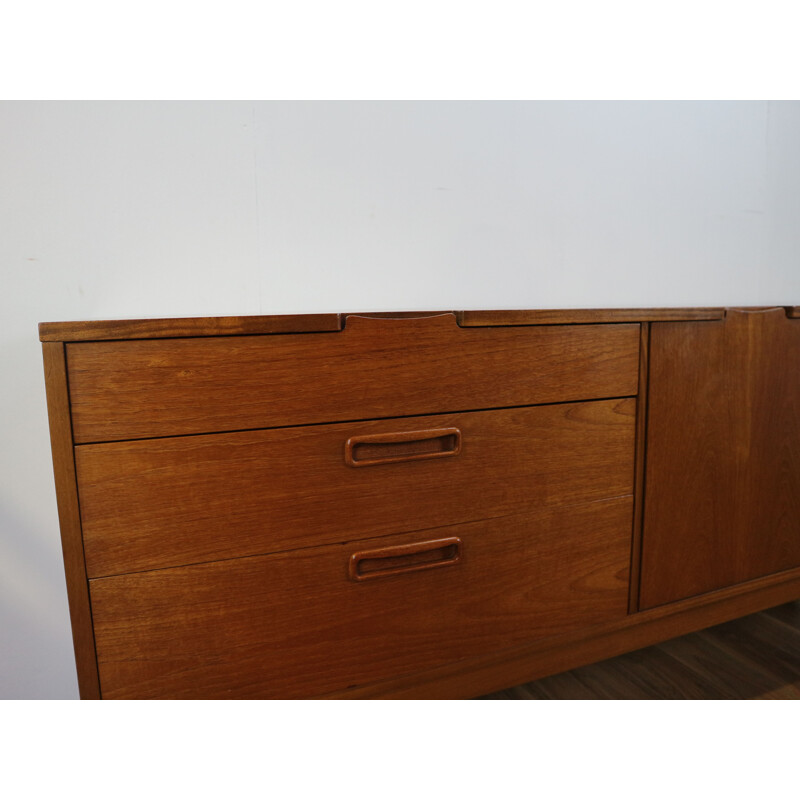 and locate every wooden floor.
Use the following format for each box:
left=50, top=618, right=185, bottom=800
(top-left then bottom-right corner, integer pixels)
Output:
left=480, top=600, right=800, bottom=700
